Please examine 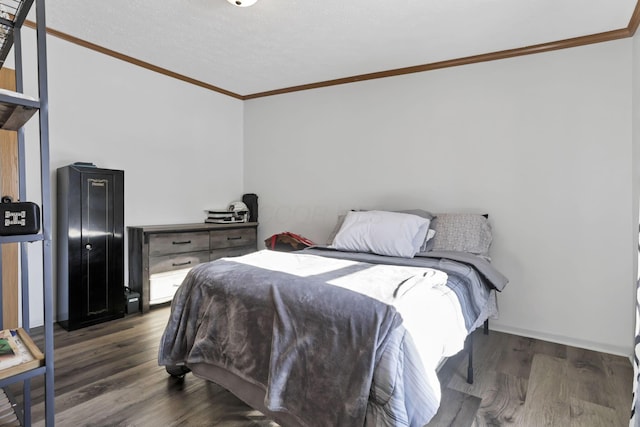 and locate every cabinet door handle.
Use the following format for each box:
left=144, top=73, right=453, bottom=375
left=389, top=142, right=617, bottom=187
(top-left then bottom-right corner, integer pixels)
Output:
left=172, top=240, right=191, bottom=245
left=172, top=261, right=192, bottom=267
left=227, top=236, right=242, bottom=241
